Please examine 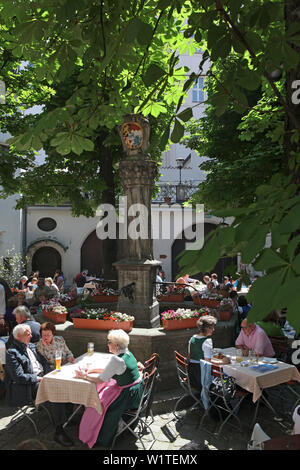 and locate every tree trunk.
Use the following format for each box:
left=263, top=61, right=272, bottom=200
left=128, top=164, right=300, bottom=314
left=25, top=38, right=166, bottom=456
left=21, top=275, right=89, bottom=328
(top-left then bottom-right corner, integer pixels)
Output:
left=95, top=135, right=118, bottom=280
